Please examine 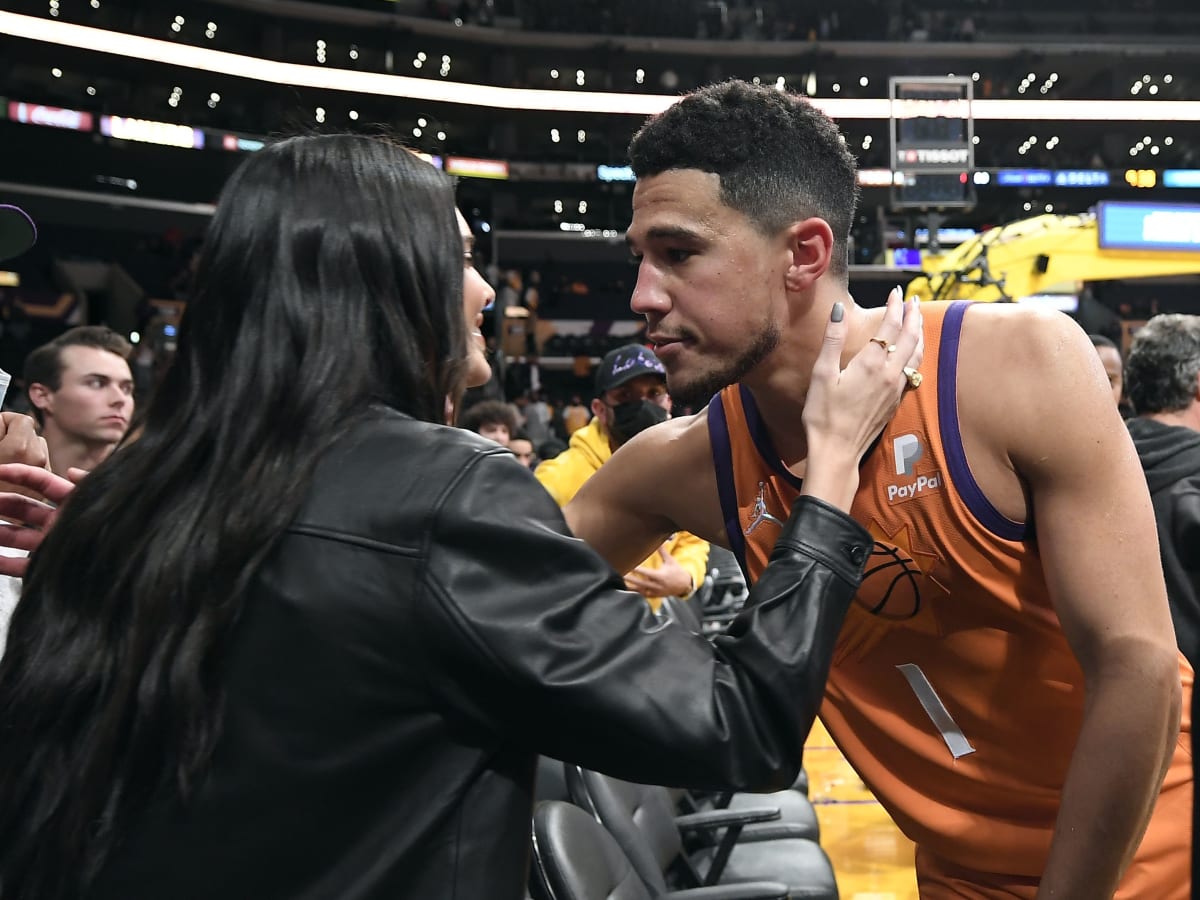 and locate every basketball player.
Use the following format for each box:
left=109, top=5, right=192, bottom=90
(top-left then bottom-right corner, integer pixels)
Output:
left=565, top=81, right=1191, bottom=899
